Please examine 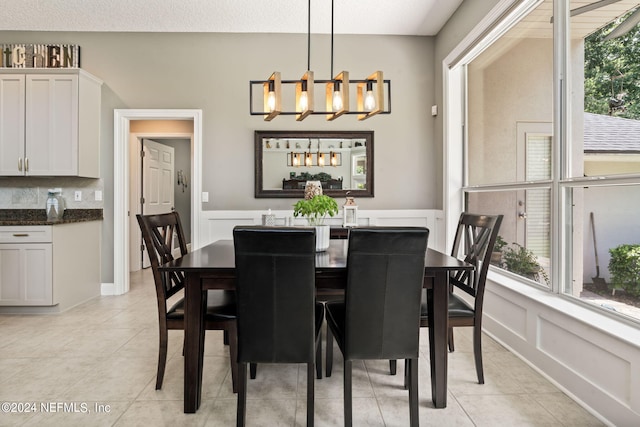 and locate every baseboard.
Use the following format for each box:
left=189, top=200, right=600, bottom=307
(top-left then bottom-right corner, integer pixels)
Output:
left=101, top=282, right=116, bottom=295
